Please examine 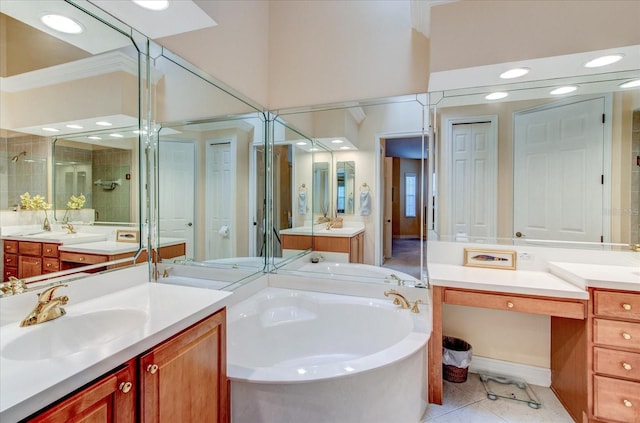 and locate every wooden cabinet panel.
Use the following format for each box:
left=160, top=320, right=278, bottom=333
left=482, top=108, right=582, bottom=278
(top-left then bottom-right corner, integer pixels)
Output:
left=19, top=255, right=42, bottom=278
left=282, top=234, right=313, bottom=250
left=19, top=241, right=42, bottom=256
left=28, top=360, right=136, bottom=423
left=594, top=347, right=640, bottom=381
left=593, top=375, right=640, bottom=423
left=4, top=253, right=17, bottom=267
left=594, top=290, right=640, bottom=321
left=43, top=243, right=60, bottom=258
left=4, top=240, right=18, bottom=254
left=59, top=252, right=109, bottom=265
left=314, top=236, right=350, bottom=254
left=140, top=309, right=227, bottom=423
left=43, top=257, right=60, bottom=273
left=4, top=267, right=17, bottom=280
left=594, top=318, right=640, bottom=350
left=444, top=289, right=586, bottom=319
